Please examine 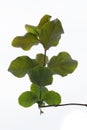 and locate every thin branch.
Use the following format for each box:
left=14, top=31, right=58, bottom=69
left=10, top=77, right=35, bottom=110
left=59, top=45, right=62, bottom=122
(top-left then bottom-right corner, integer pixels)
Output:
left=40, top=103, right=87, bottom=108
left=38, top=104, right=44, bottom=115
